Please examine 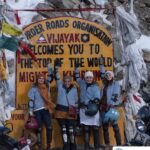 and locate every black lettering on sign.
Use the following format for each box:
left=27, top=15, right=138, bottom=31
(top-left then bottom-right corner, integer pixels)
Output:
left=20, top=58, right=33, bottom=69
left=36, top=58, right=52, bottom=67
left=46, top=19, right=69, bottom=30
left=35, top=45, right=64, bottom=55
left=87, top=57, right=99, bottom=67
left=20, top=57, right=55, bottom=69
left=11, top=114, right=25, bottom=120
left=87, top=57, right=113, bottom=67
left=72, top=21, right=112, bottom=47
left=68, top=44, right=84, bottom=54
left=89, top=44, right=100, bottom=54
left=24, top=24, right=45, bottom=40
left=69, top=58, right=84, bottom=67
